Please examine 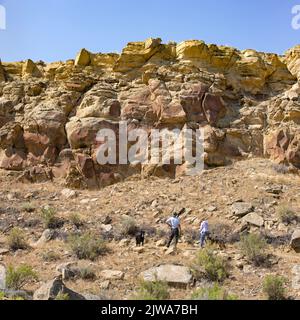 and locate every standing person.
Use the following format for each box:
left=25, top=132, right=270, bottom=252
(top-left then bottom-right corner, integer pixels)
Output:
left=199, top=219, right=209, bottom=248
left=166, top=212, right=181, bottom=248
